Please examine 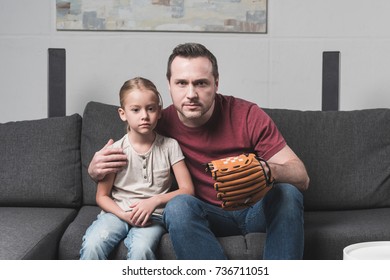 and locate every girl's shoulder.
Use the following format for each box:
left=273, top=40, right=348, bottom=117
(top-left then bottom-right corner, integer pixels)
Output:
left=154, top=133, right=179, bottom=147
left=110, top=134, right=129, bottom=149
